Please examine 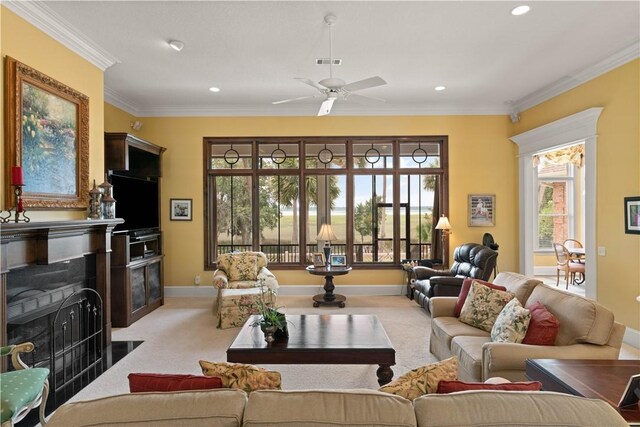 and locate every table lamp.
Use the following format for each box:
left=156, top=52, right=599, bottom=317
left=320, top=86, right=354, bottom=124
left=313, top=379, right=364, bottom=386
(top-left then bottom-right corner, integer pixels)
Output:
left=435, top=215, right=451, bottom=265
left=317, top=224, right=337, bottom=266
